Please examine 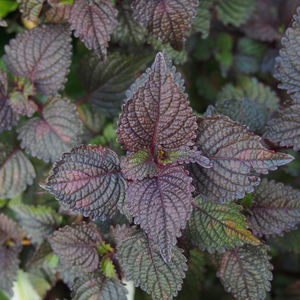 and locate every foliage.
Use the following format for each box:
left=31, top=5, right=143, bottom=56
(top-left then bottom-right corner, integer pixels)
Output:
left=1, top=1, right=300, bottom=300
